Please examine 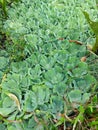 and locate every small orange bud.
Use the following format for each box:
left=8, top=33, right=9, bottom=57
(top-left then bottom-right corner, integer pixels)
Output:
left=81, top=56, right=86, bottom=62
